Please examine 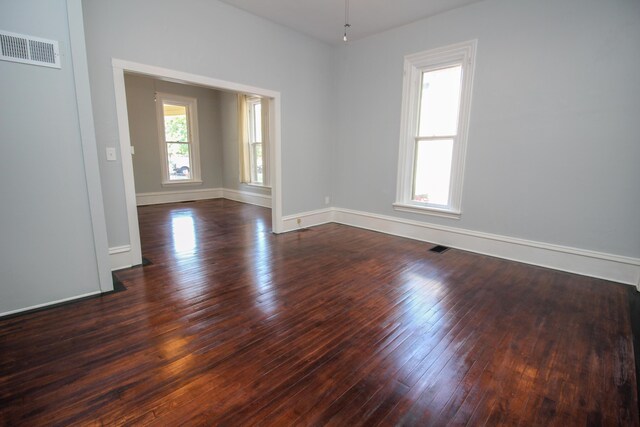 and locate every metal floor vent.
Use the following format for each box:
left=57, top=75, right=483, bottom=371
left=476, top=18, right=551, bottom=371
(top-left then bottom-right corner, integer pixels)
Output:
left=430, top=245, right=450, bottom=253
left=0, top=30, right=60, bottom=69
